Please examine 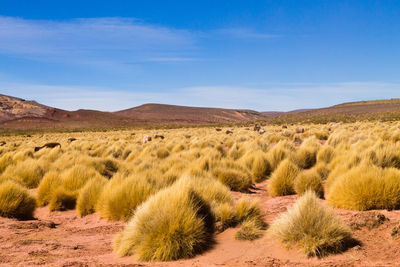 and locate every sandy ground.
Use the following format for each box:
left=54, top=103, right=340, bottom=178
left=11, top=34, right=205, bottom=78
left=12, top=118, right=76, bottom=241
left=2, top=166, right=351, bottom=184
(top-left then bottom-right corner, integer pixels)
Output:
left=1, top=181, right=400, bottom=267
